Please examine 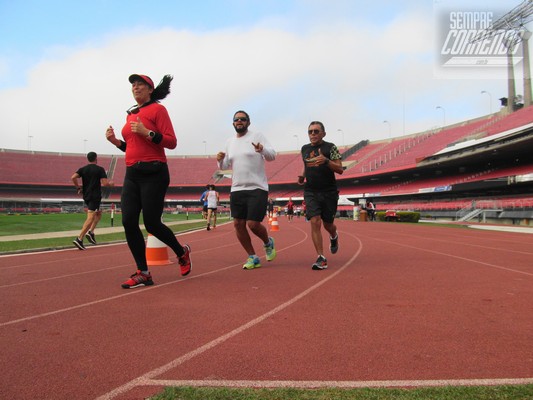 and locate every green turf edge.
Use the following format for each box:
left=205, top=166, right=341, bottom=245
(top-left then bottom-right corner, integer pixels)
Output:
left=149, top=384, right=533, bottom=400
left=0, top=220, right=225, bottom=254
